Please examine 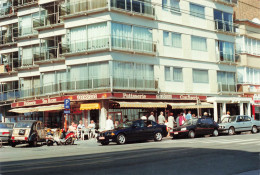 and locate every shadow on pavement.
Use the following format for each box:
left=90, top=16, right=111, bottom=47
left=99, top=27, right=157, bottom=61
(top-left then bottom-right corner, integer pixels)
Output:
left=0, top=146, right=259, bottom=175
